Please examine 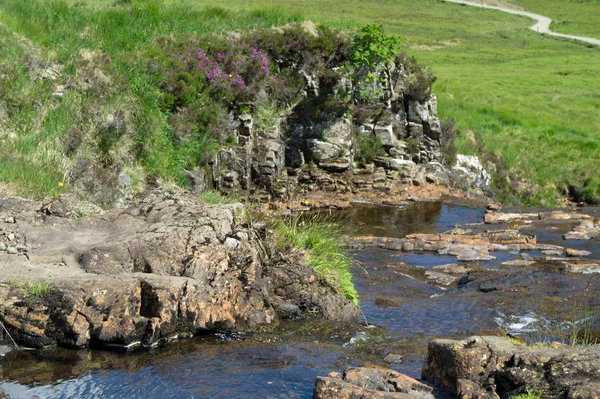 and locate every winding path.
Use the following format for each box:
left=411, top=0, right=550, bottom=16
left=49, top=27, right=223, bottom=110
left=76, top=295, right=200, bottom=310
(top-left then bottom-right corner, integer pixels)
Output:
left=443, top=0, right=600, bottom=47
